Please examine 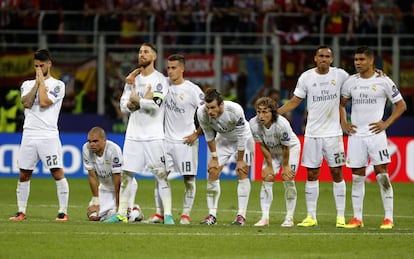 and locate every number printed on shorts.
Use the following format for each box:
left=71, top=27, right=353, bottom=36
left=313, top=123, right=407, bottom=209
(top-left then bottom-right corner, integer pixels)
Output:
left=181, top=161, right=192, bottom=172
left=334, top=152, right=346, bottom=164
left=379, top=149, right=390, bottom=161
left=46, top=155, right=58, bottom=166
